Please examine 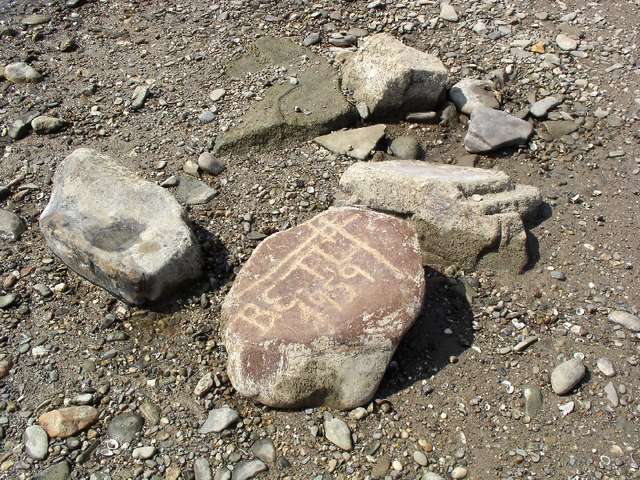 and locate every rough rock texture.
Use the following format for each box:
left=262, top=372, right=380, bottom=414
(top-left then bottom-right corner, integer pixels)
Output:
left=38, top=406, right=99, bottom=438
left=337, top=161, right=542, bottom=272
left=313, top=125, right=386, bottom=160
left=31, top=115, right=69, bottom=134
left=39, top=148, right=202, bottom=305
left=214, top=38, right=355, bottom=154
left=449, top=79, right=500, bottom=115
left=4, top=62, right=42, bottom=83
left=465, top=106, right=533, bottom=153
left=341, top=33, right=448, bottom=120
left=222, top=207, right=425, bottom=409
